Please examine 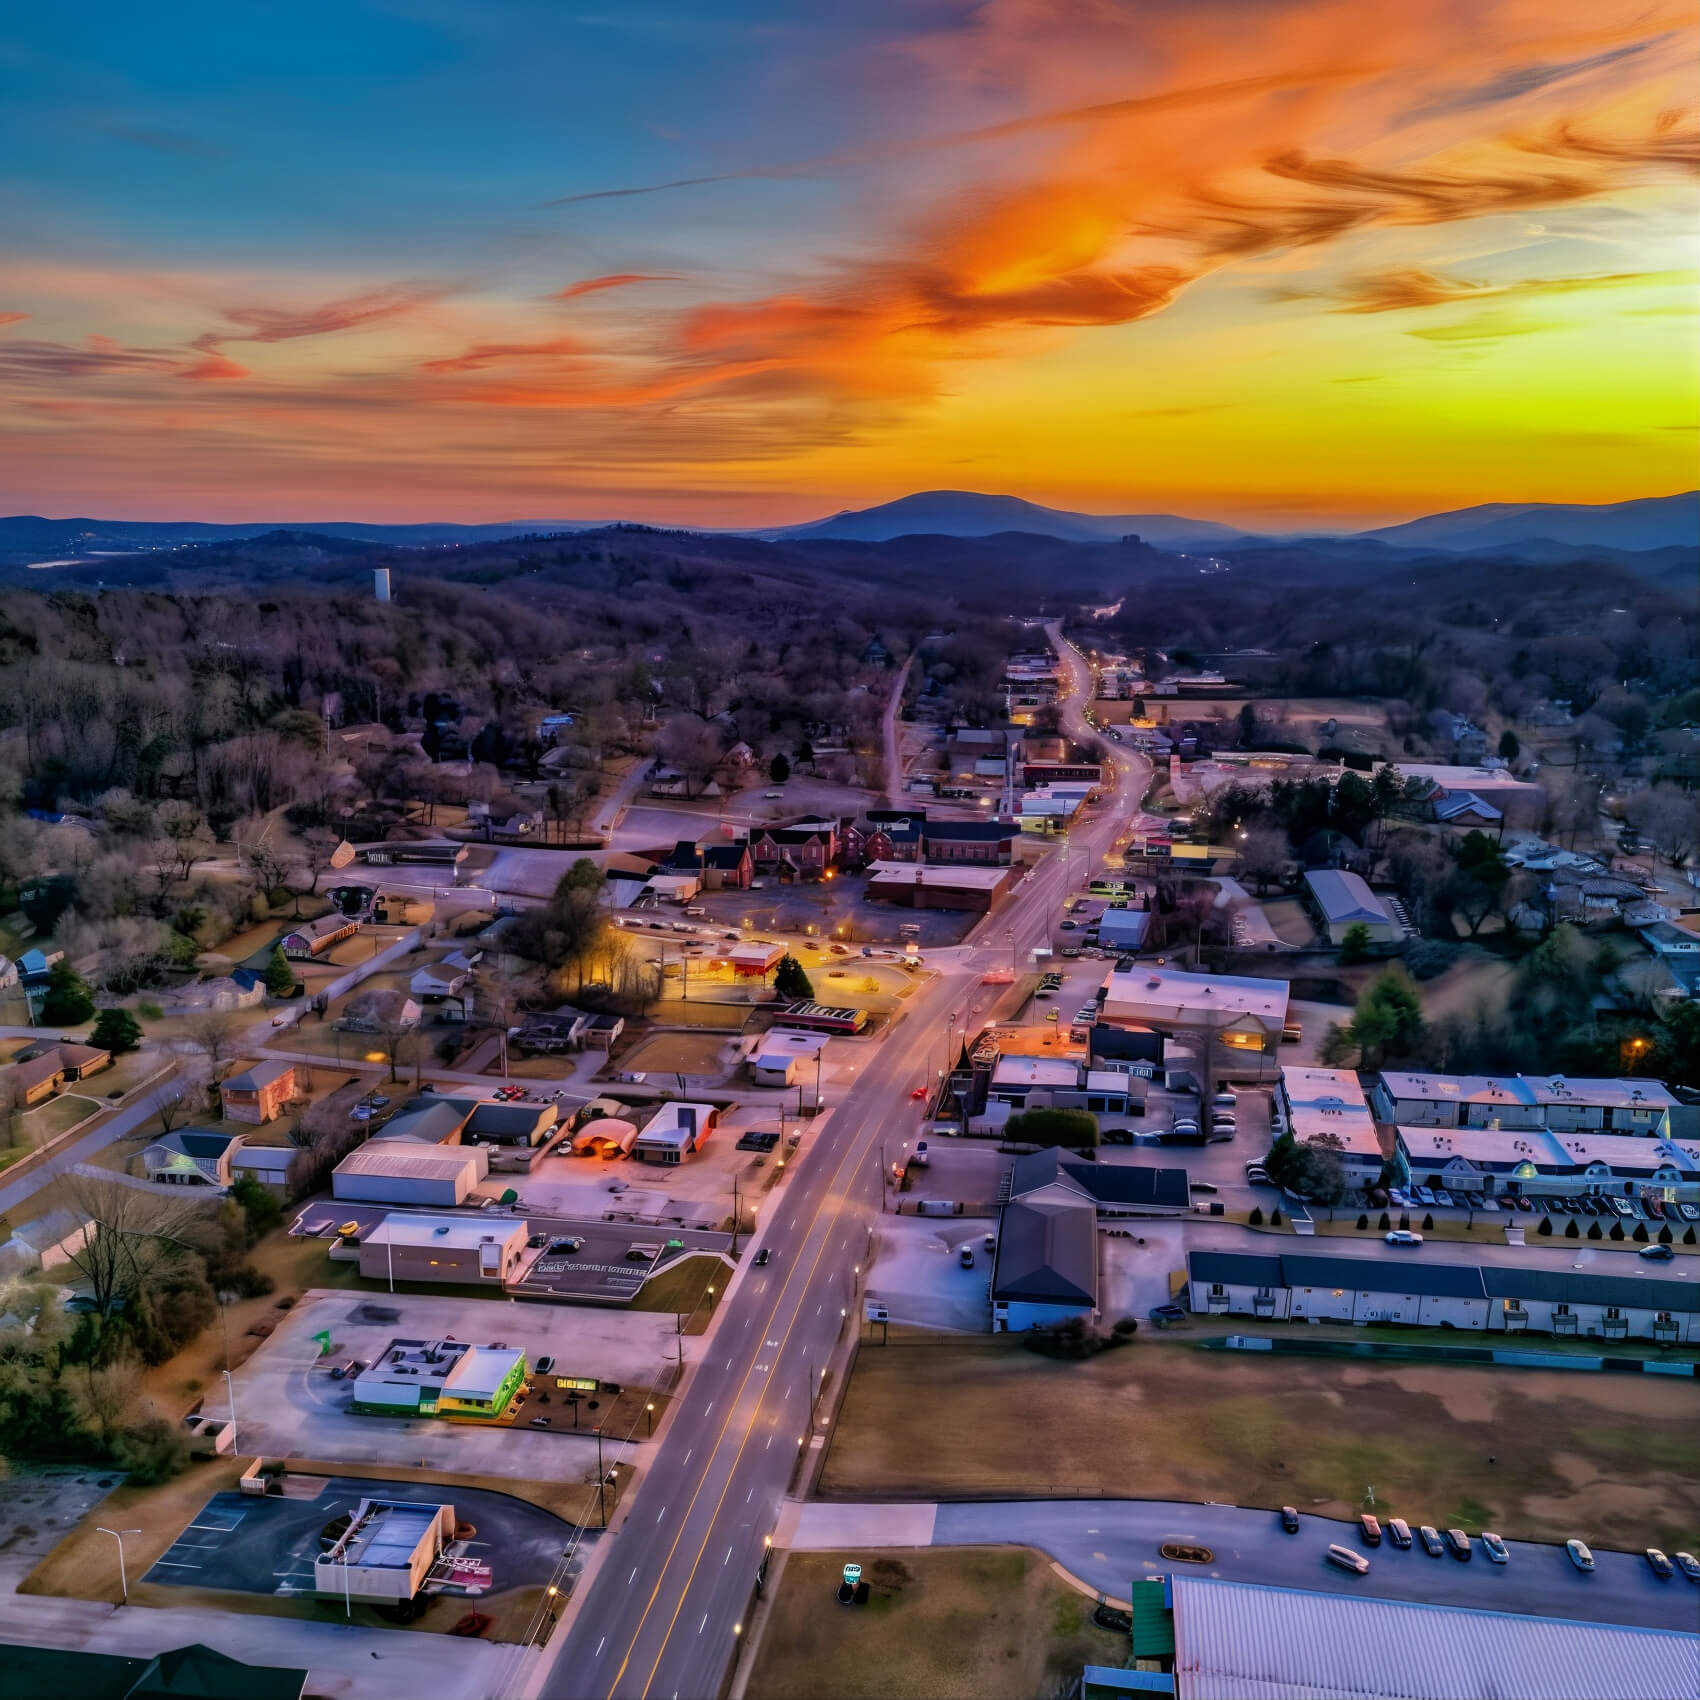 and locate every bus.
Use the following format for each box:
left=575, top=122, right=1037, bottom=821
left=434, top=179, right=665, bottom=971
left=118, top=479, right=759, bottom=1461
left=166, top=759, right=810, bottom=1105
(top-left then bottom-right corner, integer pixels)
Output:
left=773, top=1002, right=870, bottom=1035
